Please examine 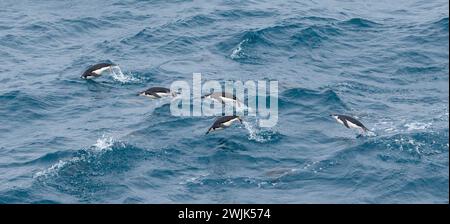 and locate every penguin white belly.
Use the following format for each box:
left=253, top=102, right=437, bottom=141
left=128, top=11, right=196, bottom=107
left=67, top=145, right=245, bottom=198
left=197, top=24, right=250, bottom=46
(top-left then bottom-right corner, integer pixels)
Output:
left=142, top=94, right=158, bottom=99
left=336, top=118, right=344, bottom=125
left=92, top=66, right=110, bottom=75
left=220, top=97, right=236, bottom=104
left=222, top=119, right=237, bottom=127
left=156, top=92, right=171, bottom=97
left=347, top=121, right=361, bottom=129
left=85, top=75, right=96, bottom=79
